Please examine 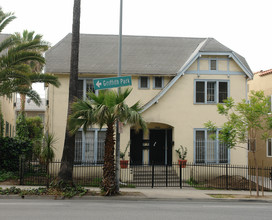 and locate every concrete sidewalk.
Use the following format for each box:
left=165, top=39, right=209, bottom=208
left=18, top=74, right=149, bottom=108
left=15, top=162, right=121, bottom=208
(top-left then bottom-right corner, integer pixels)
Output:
left=1, top=185, right=272, bottom=201
left=117, top=187, right=272, bottom=200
